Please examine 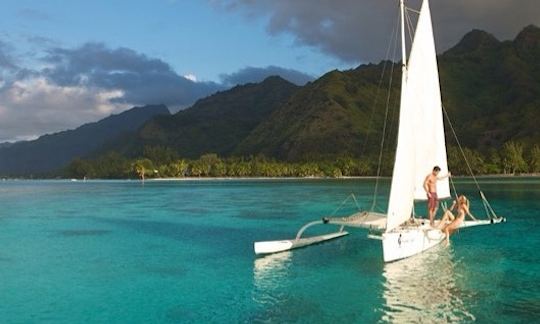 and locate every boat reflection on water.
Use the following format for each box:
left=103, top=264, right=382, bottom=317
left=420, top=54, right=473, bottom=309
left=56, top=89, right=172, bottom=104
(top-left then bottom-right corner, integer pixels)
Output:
left=380, top=245, right=475, bottom=322
left=252, top=252, right=293, bottom=306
